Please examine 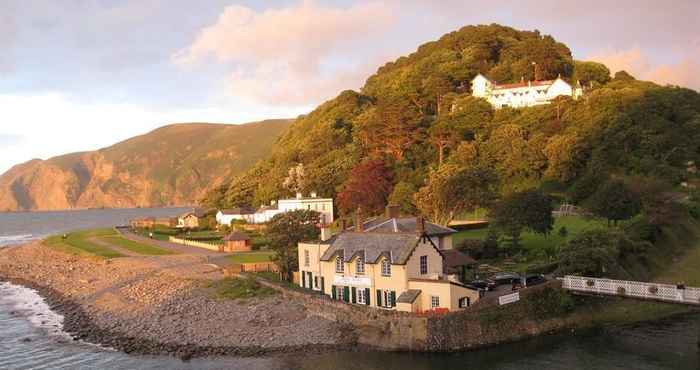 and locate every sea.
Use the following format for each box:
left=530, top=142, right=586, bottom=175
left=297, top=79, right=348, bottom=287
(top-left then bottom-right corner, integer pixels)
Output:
left=0, top=208, right=698, bottom=369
